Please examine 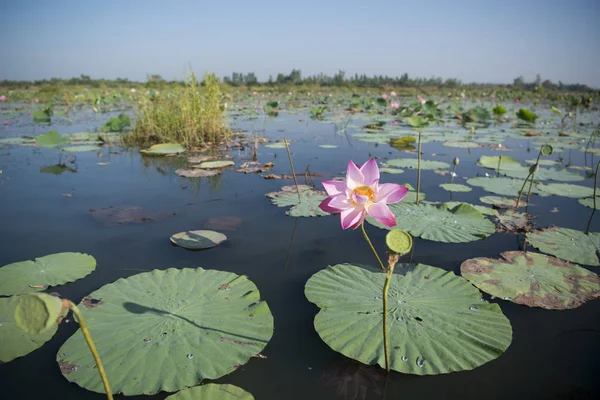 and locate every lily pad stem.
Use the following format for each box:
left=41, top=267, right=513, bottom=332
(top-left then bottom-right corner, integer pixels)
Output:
left=515, top=172, right=532, bottom=208
left=416, top=131, right=422, bottom=204
left=65, top=300, right=113, bottom=400
left=585, top=160, right=600, bottom=234
left=360, top=221, right=385, bottom=271
left=382, top=265, right=394, bottom=372
left=284, top=137, right=301, bottom=203
left=496, top=155, right=502, bottom=176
